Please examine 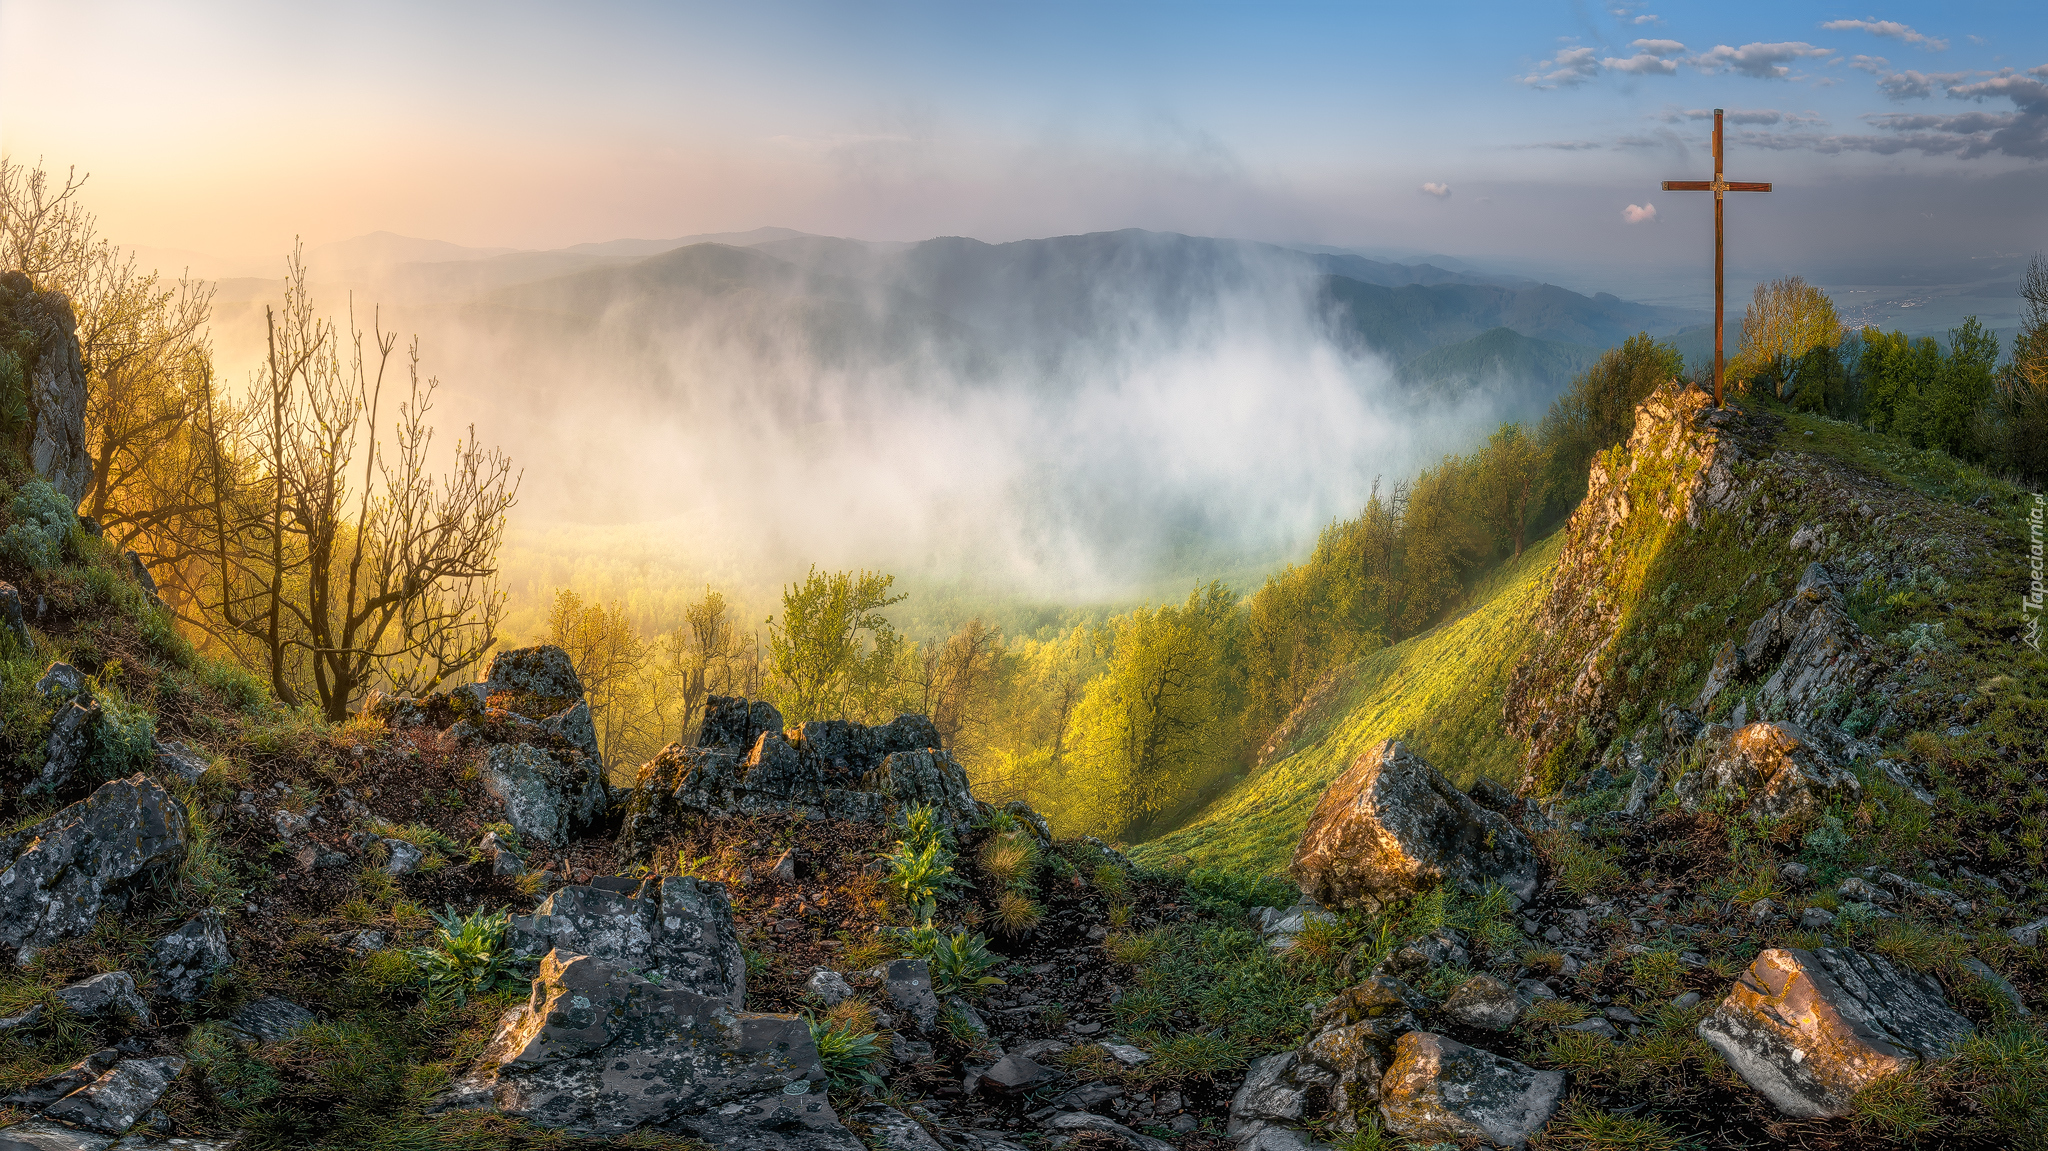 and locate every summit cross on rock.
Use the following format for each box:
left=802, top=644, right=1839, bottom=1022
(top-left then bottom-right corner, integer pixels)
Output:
left=1663, top=108, right=1773, bottom=408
